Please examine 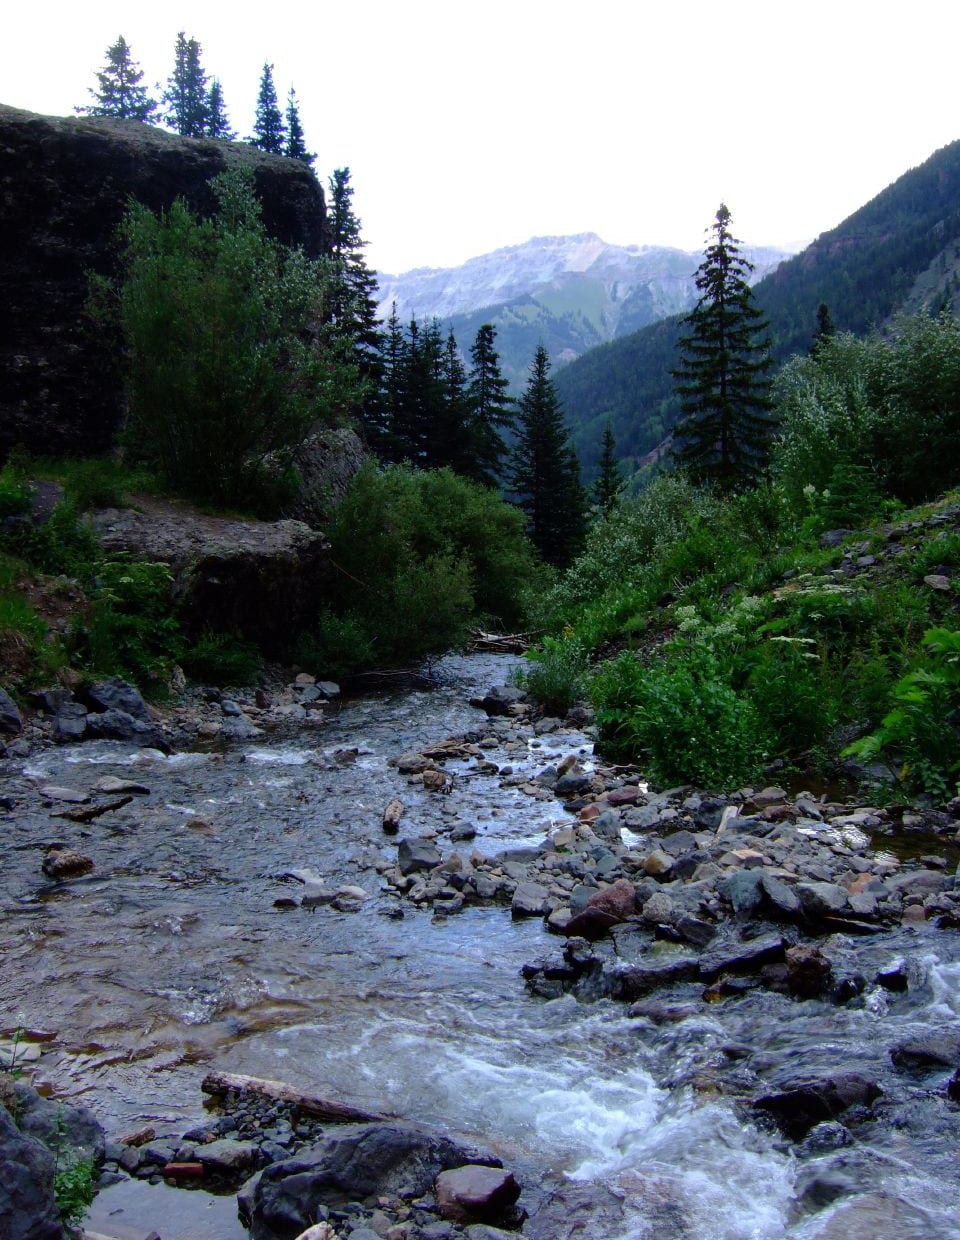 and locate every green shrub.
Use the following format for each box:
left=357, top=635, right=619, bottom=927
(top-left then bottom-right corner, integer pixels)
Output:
left=54, top=1153, right=96, bottom=1230
left=60, top=458, right=136, bottom=511
left=591, top=648, right=767, bottom=789
left=105, top=167, right=362, bottom=513
left=745, top=637, right=836, bottom=758
left=295, top=611, right=377, bottom=681
left=844, top=627, right=960, bottom=797
left=0, top=470, right=32, bottom=520
left=73, top=560, right=182, bottom=690
left=181, top=630, right=263, bottom=686
left=518, top=635, right=588, bottom=714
